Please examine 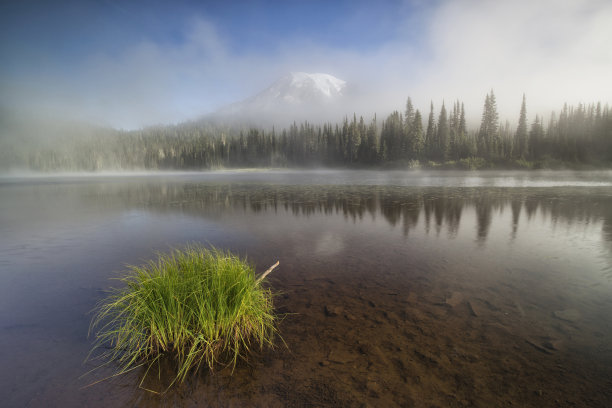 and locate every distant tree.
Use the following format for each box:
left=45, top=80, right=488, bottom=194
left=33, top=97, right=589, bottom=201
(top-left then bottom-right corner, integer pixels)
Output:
left=437, top=101, right=449, bottom=161
left=449, top=101, right=459, bottom=160
left=528, top=115, right=545, bottom=160
left=478, top=90, right=499, bottom=158
left=404, top=97, right=415, bottom=157
left=346, top=114, right=361, bottom=163
left=411, top=110, right=424, bottom=158
left=499, top=120, right=513, bottom=159
left=405, top=97, right=415, bottom=129
left=459, top=103, right=467, bottom=136
left=425, top=102, right=436, bottom=160
left=381, top=111, right=404, bottom=162
left=360, top=115, right=379, bottom=164
left=456, top=102, right=470, bottom=158
left=515, top=94, right=528, bottom=159
left=9, top=91, right=612, bottom=171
